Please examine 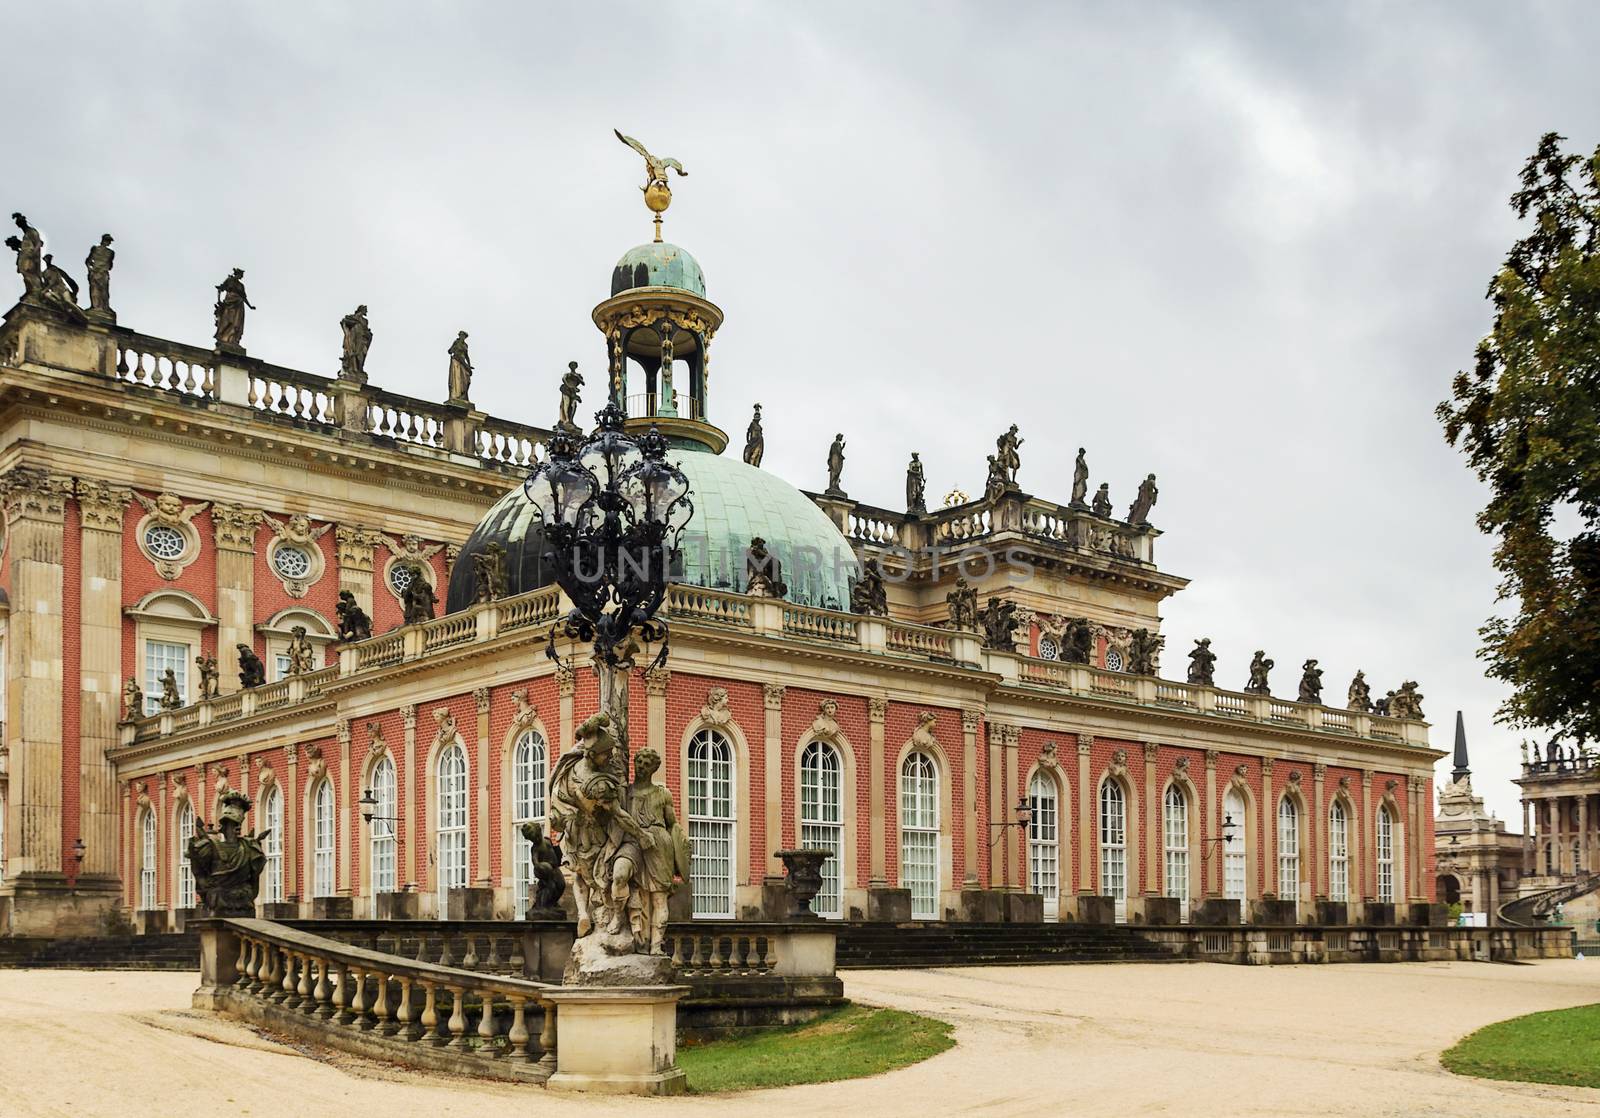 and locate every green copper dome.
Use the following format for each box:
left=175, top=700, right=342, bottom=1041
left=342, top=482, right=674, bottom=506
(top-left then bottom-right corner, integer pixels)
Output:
left=447, top=445, right=854, bottom=612
left=611, top=242, right=706, bottom=298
